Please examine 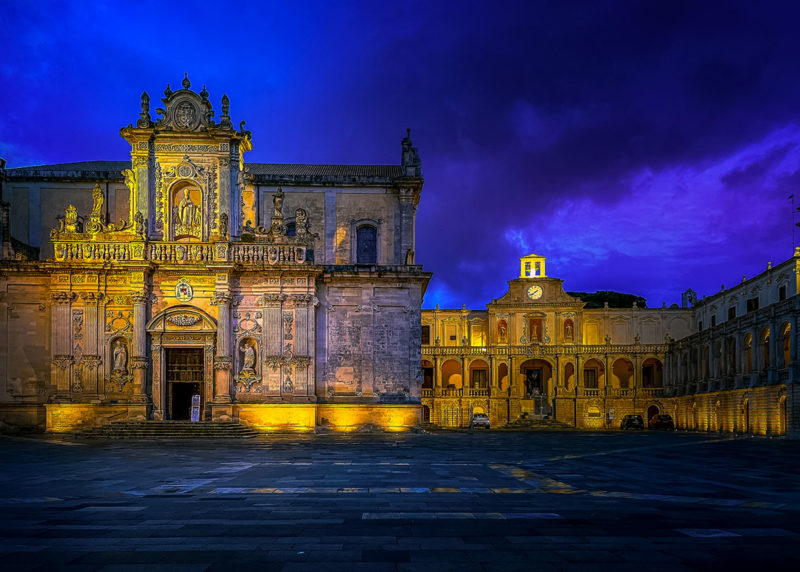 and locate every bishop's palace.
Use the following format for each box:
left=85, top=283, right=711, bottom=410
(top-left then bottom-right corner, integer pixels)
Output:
left=0, top=78, right=798, bottom=437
